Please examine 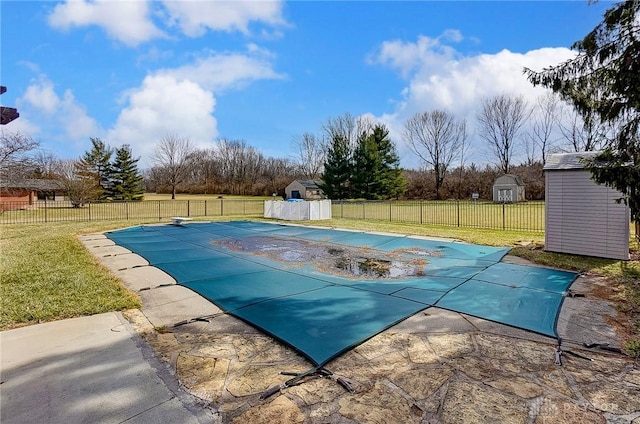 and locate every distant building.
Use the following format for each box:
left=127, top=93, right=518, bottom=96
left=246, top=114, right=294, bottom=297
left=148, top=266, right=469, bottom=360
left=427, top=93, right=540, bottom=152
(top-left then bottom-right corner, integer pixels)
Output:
left=492, top=174, right=526, bottom=203
left=285, top=180, right=326, bottom=200
left=0, top=179, right=66, bottom=210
